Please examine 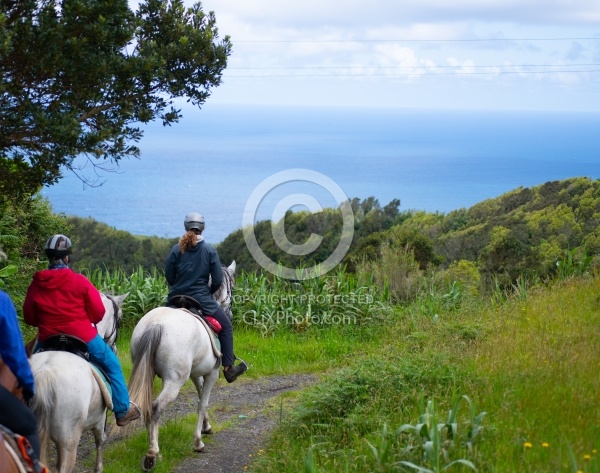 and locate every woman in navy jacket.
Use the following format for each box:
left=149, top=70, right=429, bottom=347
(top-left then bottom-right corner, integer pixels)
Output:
left=165, top=213, right=247, bottom=383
